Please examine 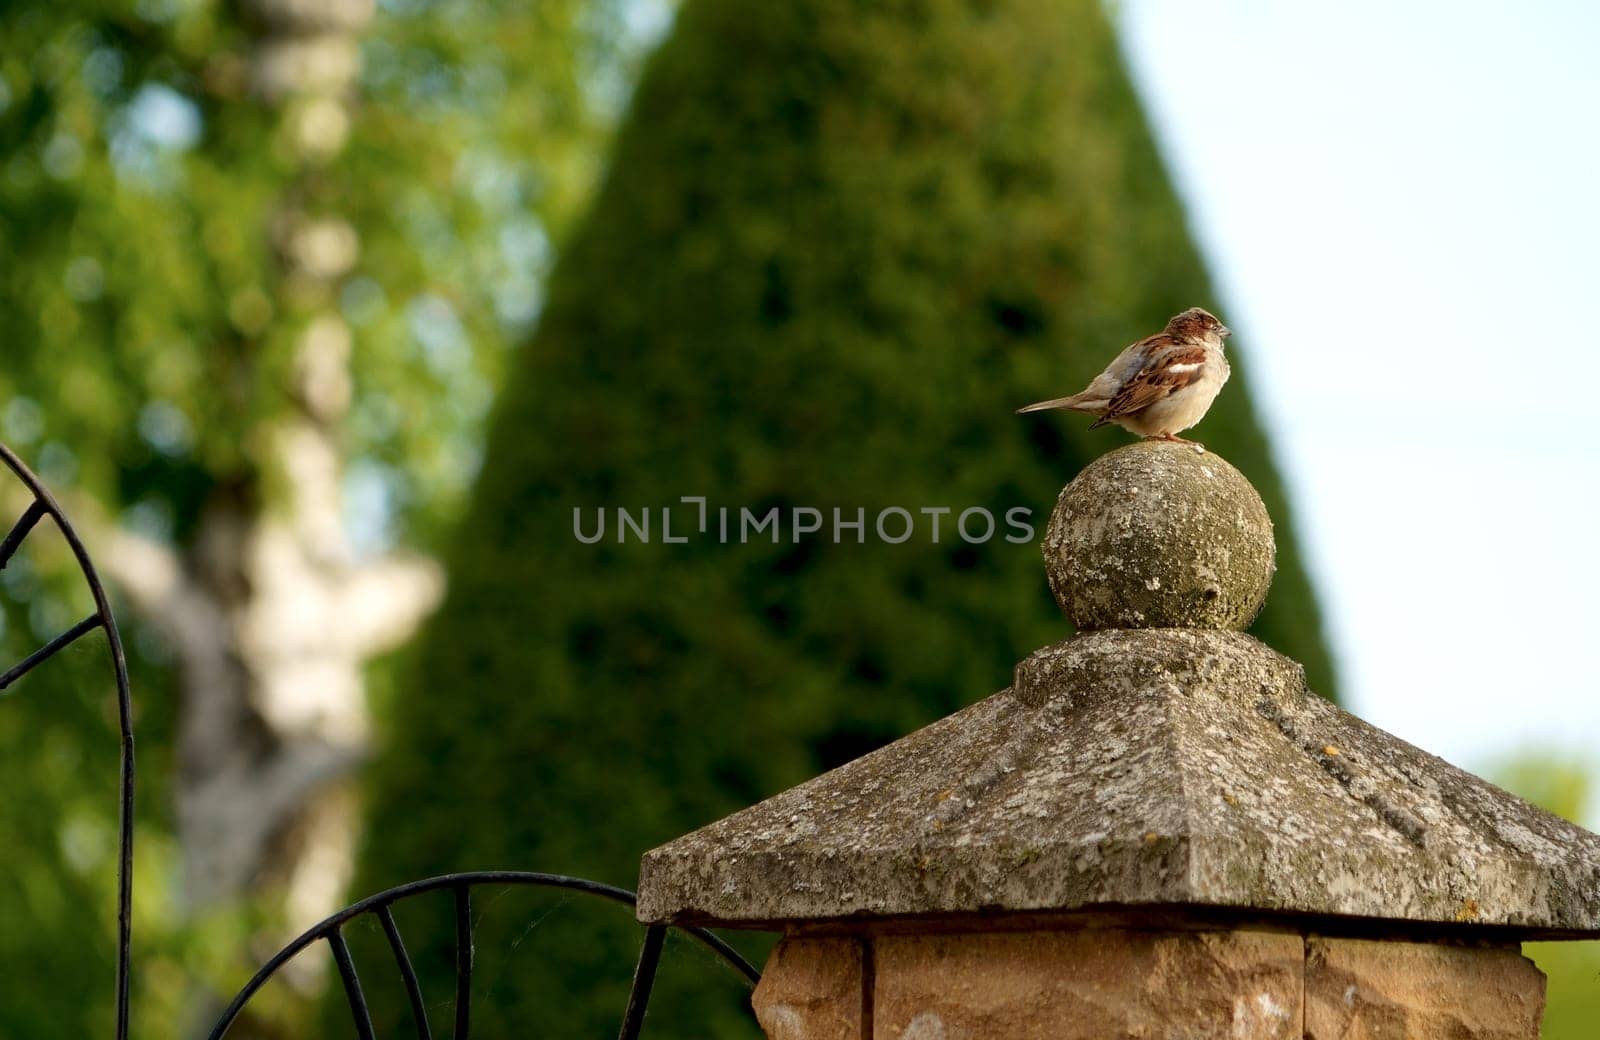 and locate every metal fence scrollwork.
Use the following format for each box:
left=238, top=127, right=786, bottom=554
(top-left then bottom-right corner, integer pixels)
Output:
left=203, top=871, right=761, bottom=1040
left=0, top=443, right=138, bottom=1040
left=0, top=441, right=760, bottom=1039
